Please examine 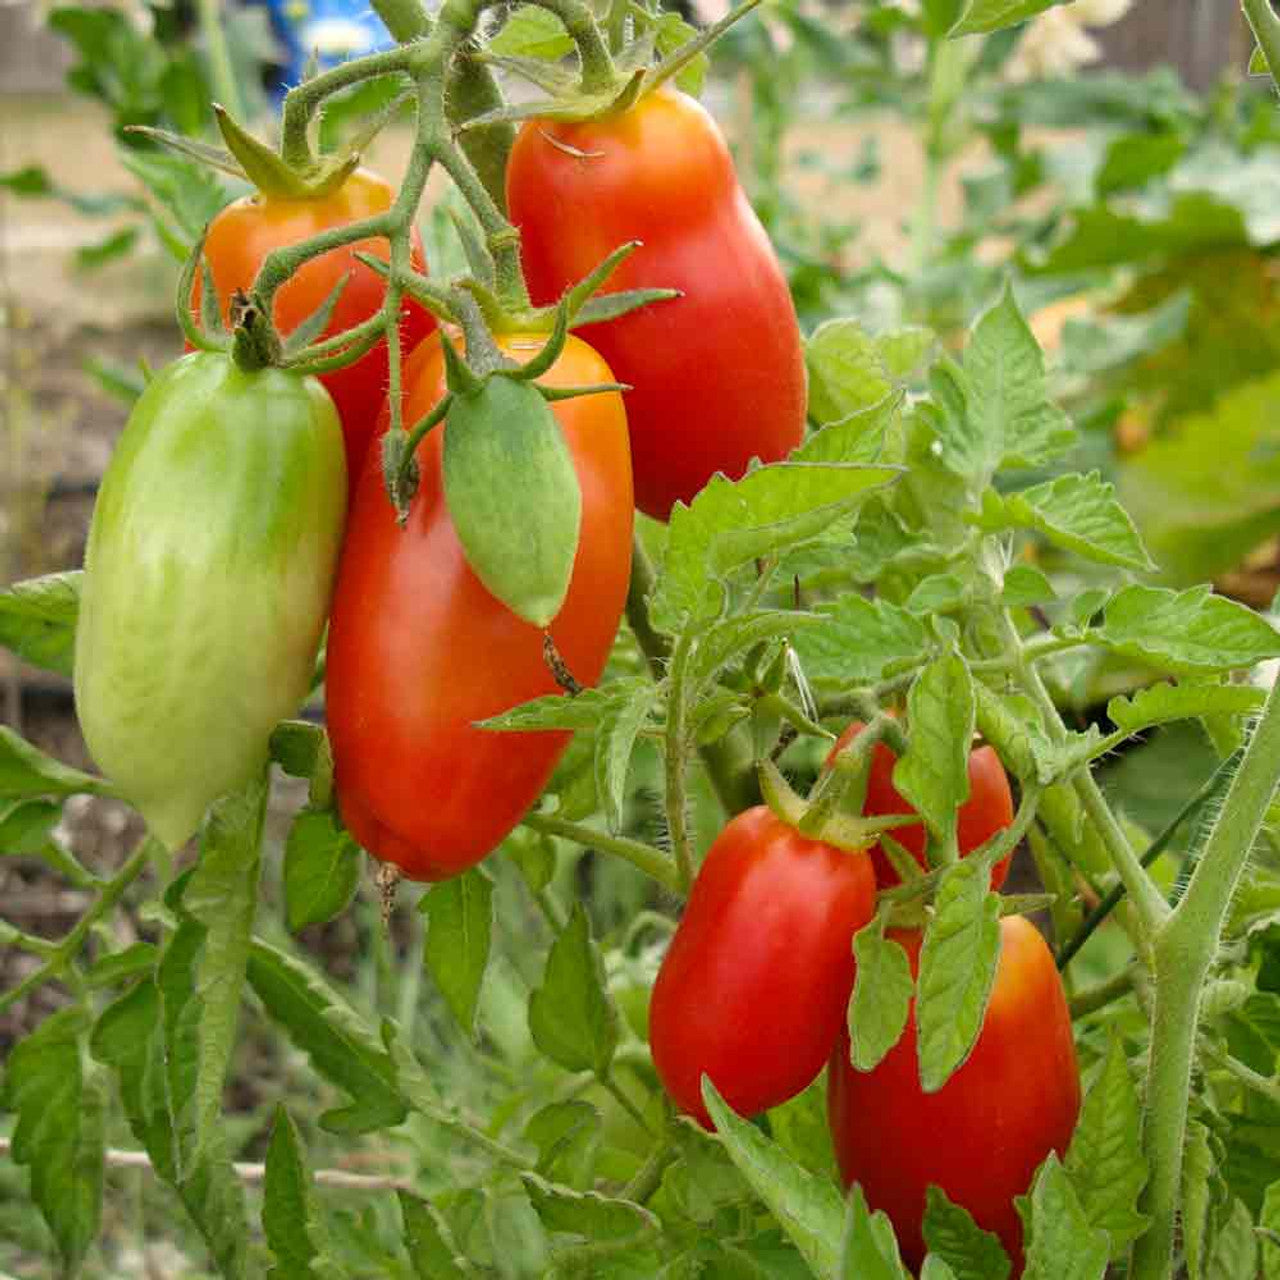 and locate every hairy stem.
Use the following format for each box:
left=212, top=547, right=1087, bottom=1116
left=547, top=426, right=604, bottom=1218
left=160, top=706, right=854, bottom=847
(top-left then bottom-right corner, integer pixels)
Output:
left=522, top=812, right=679, bottom=892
